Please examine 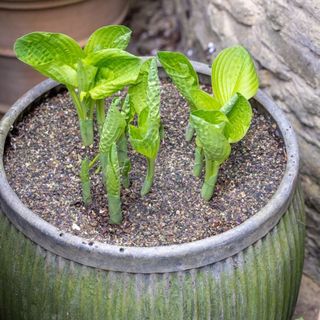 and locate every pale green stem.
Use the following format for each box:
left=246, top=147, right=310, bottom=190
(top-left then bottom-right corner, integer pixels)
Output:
left=141, top=157, right=156, bottom=196
left=201, top=157, right=219, bottom=201
left=80, top=158, right=91, bottom=205
left=67, top=86, right=94, bottom=146
left=108, top=194, right=122, bottom=224
left=79, top=119, right=94, bottom=146
left=159, top=122, right=165, bottom=141
left=185, top=121, right=195, bottom=142
left=193, top=146, right=204, bottom=177
left=96, top=99, right=105, bottom=135
left=89, top=154, right=99, bottom=169
left=117, top=134, right=131, bottom=188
